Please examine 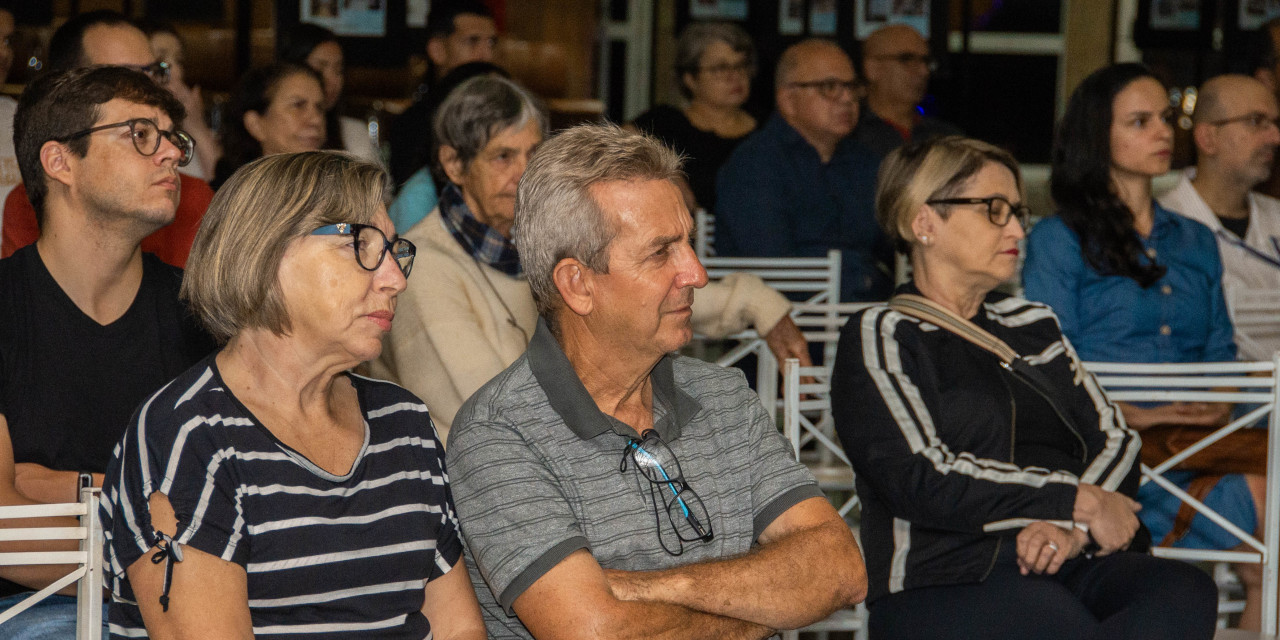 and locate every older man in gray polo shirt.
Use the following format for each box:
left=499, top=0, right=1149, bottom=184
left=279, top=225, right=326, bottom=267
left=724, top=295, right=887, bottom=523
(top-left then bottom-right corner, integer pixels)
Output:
left=446, top=123, right=867, bottom=639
